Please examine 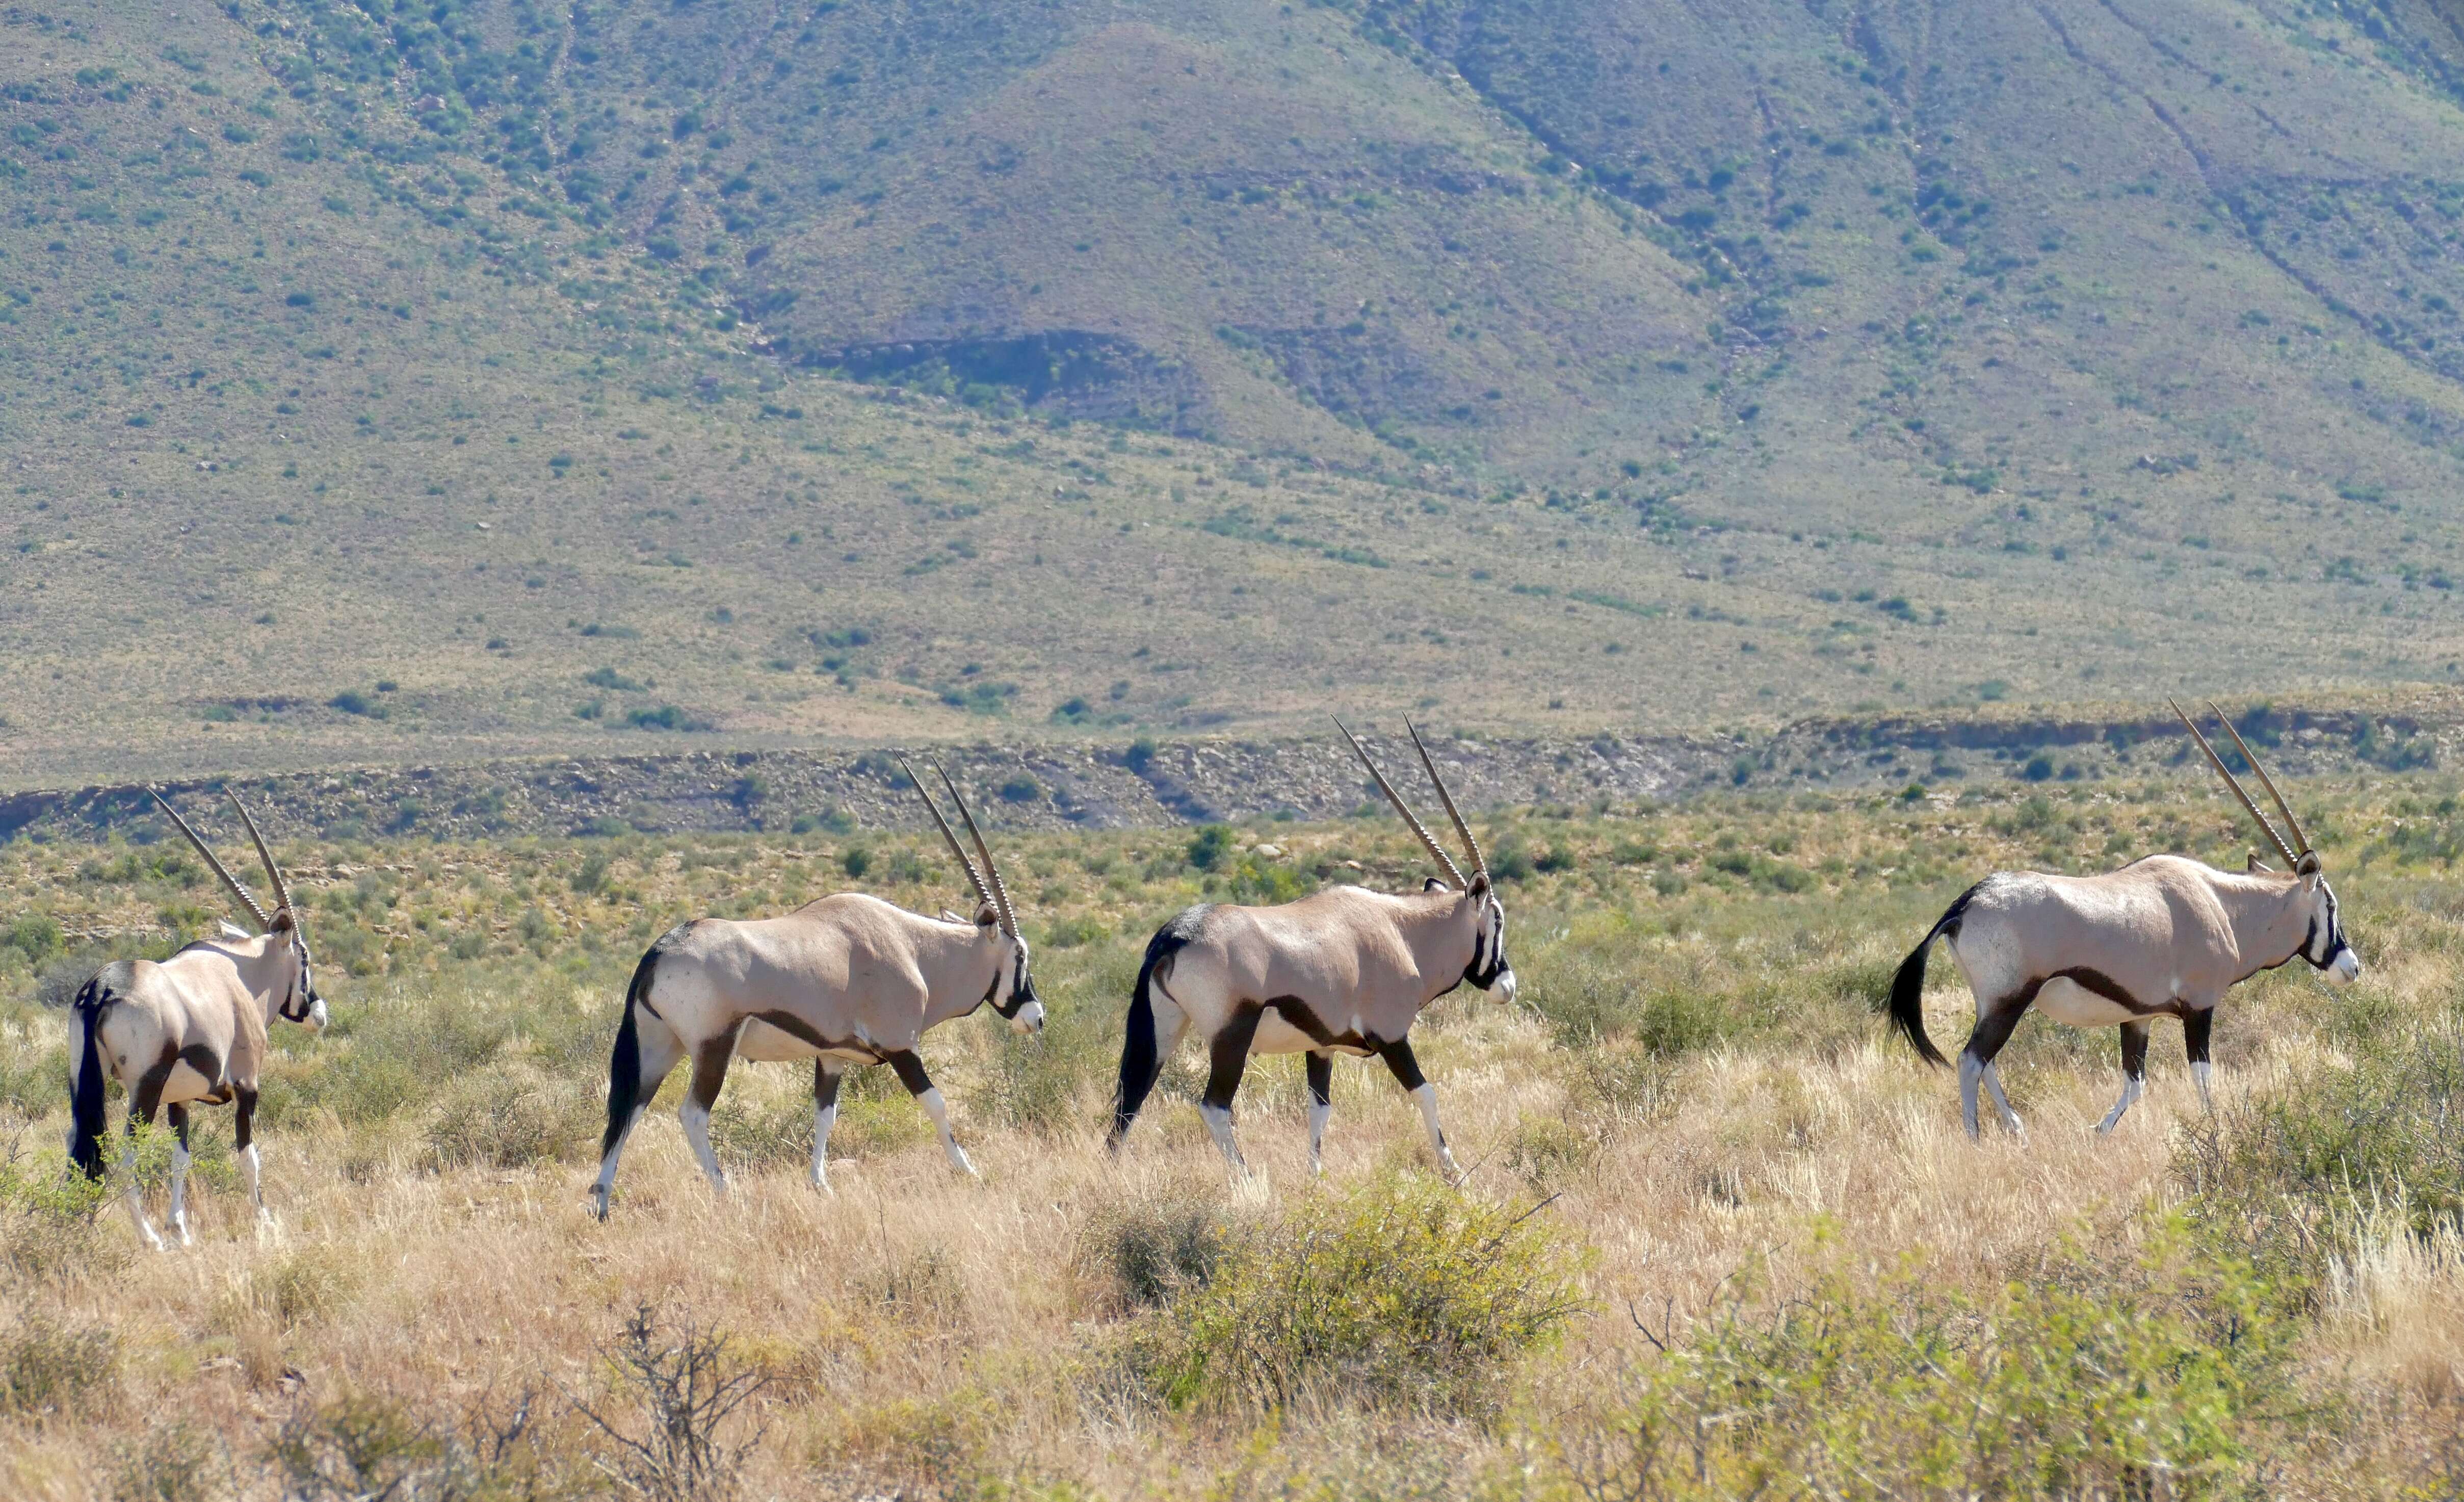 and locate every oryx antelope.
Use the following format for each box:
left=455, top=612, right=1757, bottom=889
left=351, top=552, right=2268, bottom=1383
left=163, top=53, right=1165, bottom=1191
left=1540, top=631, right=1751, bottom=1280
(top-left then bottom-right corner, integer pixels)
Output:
left=590, top=759, right=1043, bottom=1219
left=1108, top=719, right=1515, bottom=1180
left=1888, top=702, right=2360, bottom=1138
left=69, top=791, right=328, bottom=1249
